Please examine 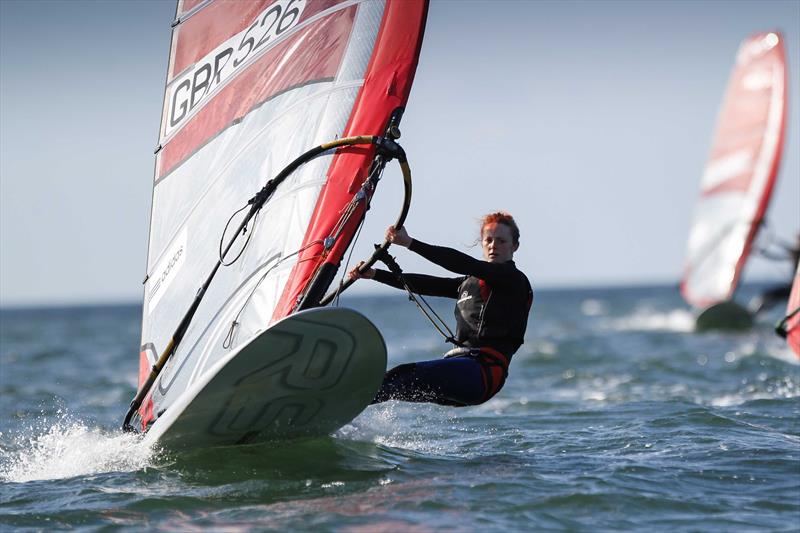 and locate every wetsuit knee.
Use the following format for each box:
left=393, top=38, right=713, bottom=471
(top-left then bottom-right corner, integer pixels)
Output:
left=371, top=363, right=426, bottom=404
